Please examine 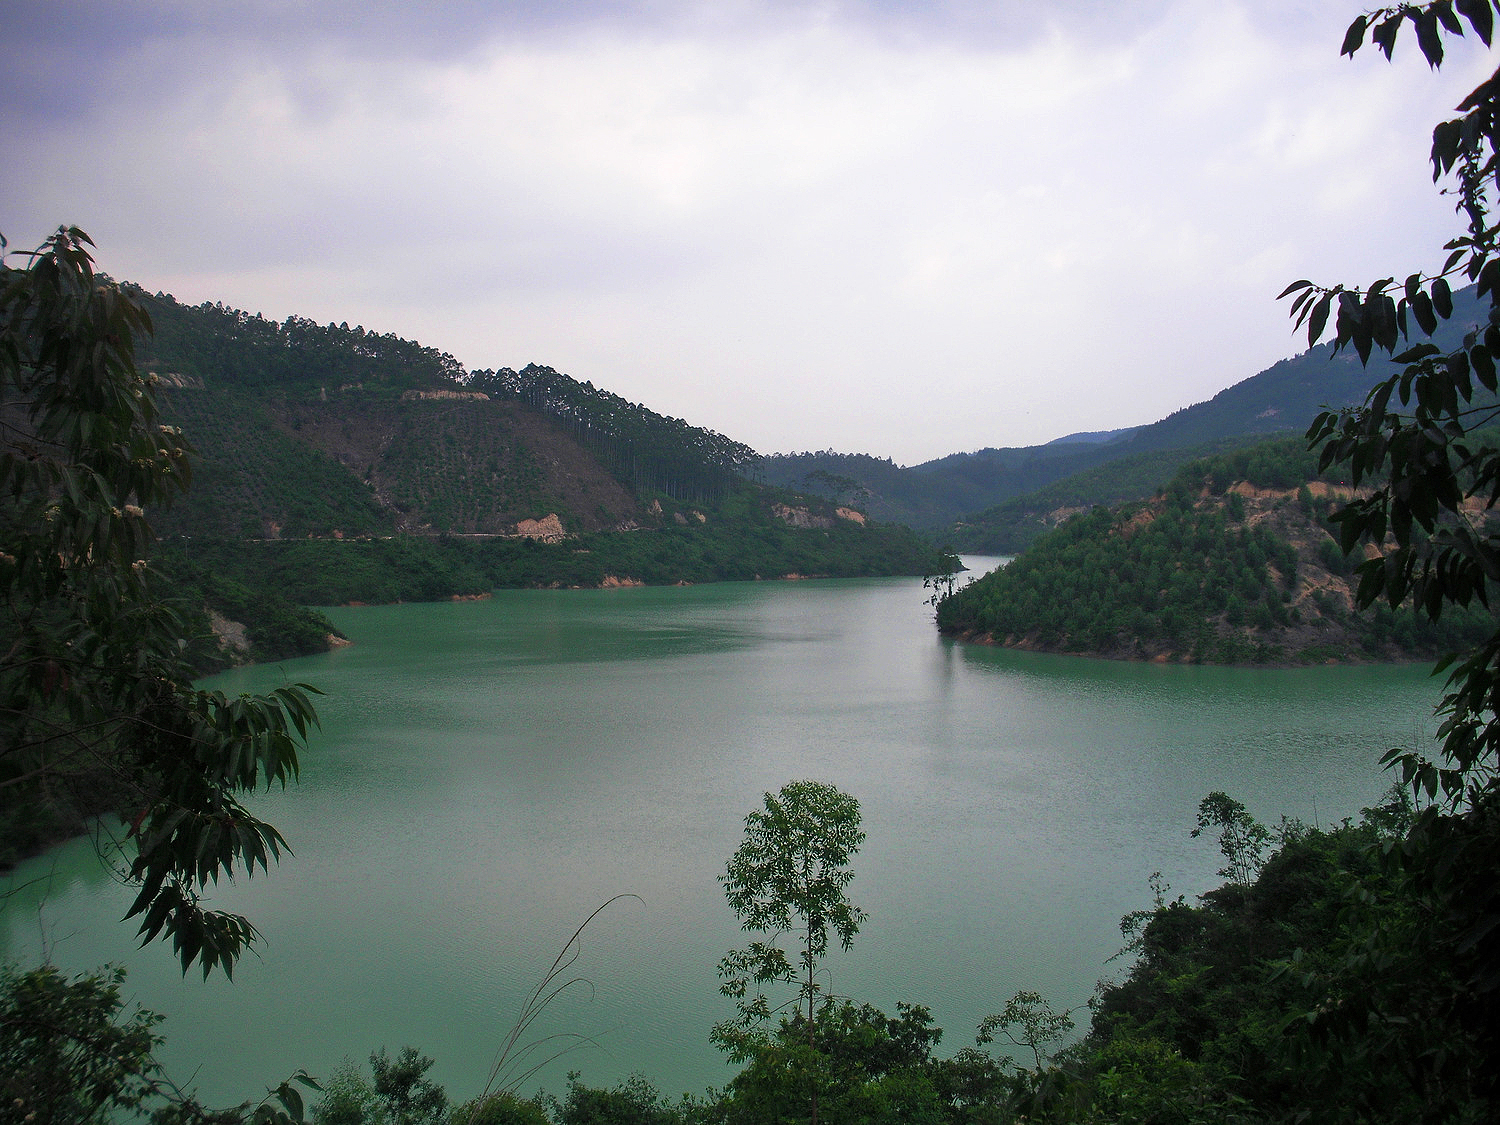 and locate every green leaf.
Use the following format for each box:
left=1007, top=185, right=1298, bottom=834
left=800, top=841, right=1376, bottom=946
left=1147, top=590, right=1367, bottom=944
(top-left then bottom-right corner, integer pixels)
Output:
left=1448, top=349, right=1474, bottom=399
left=1341, top=14, right=1368, bottom=55
left=1472, top=344, right=1496, bottom=390
left=1479, top=258, right=1500, bottom=298
left=1309, top=292, right=1333, bottom=347
left=1395, top=343, right=1442, bottom=363
left=1372, top=292, right=1400, bottom=351
left=1413, top=290, right=1439, bottom=334
left=1433, top=276, right=1454, bottom=317
left=1436, top=1, right=1465, bottom=37
left=1458, top=0, right=1493, bottom=45
left=1371, top=378, right=1396, bottom=420
left=1416, top=9, right=1446, bottom=66
left=1373, top=14, right=1402, bottom=58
